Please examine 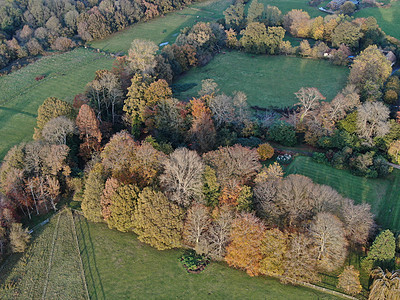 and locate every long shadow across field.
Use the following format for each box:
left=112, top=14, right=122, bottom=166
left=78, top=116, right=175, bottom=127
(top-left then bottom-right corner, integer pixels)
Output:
left=75, top=214, right=106, bottom=300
